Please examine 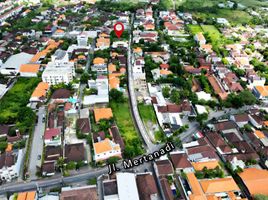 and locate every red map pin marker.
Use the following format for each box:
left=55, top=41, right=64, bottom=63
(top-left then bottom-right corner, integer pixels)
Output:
left=114, top=22, right=124, bottom=38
